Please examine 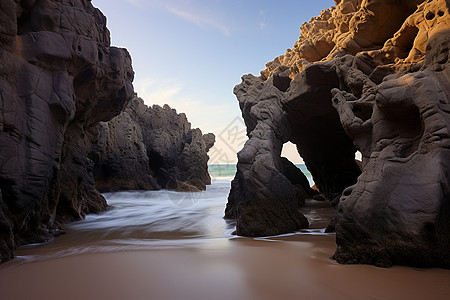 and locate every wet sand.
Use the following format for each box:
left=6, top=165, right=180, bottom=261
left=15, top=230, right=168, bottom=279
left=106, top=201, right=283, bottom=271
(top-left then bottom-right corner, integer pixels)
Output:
left=1, top=236, right=450, bottom=300
left=1, top=199, right=450, bottom=300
